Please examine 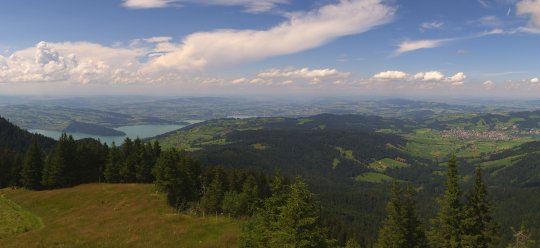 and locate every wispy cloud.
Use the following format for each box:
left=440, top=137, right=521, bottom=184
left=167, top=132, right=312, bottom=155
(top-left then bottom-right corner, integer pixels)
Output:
left=395, top=39, right=452, bottom=55
left=395, top=29, right=506, bottom=55
left=147, top=0, right=395, bottom=70
left=420, top=21, right=444, bottom=31
left=122, top=0, right=180, bottom=9
left=122, top=0, right=289, bottom=13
